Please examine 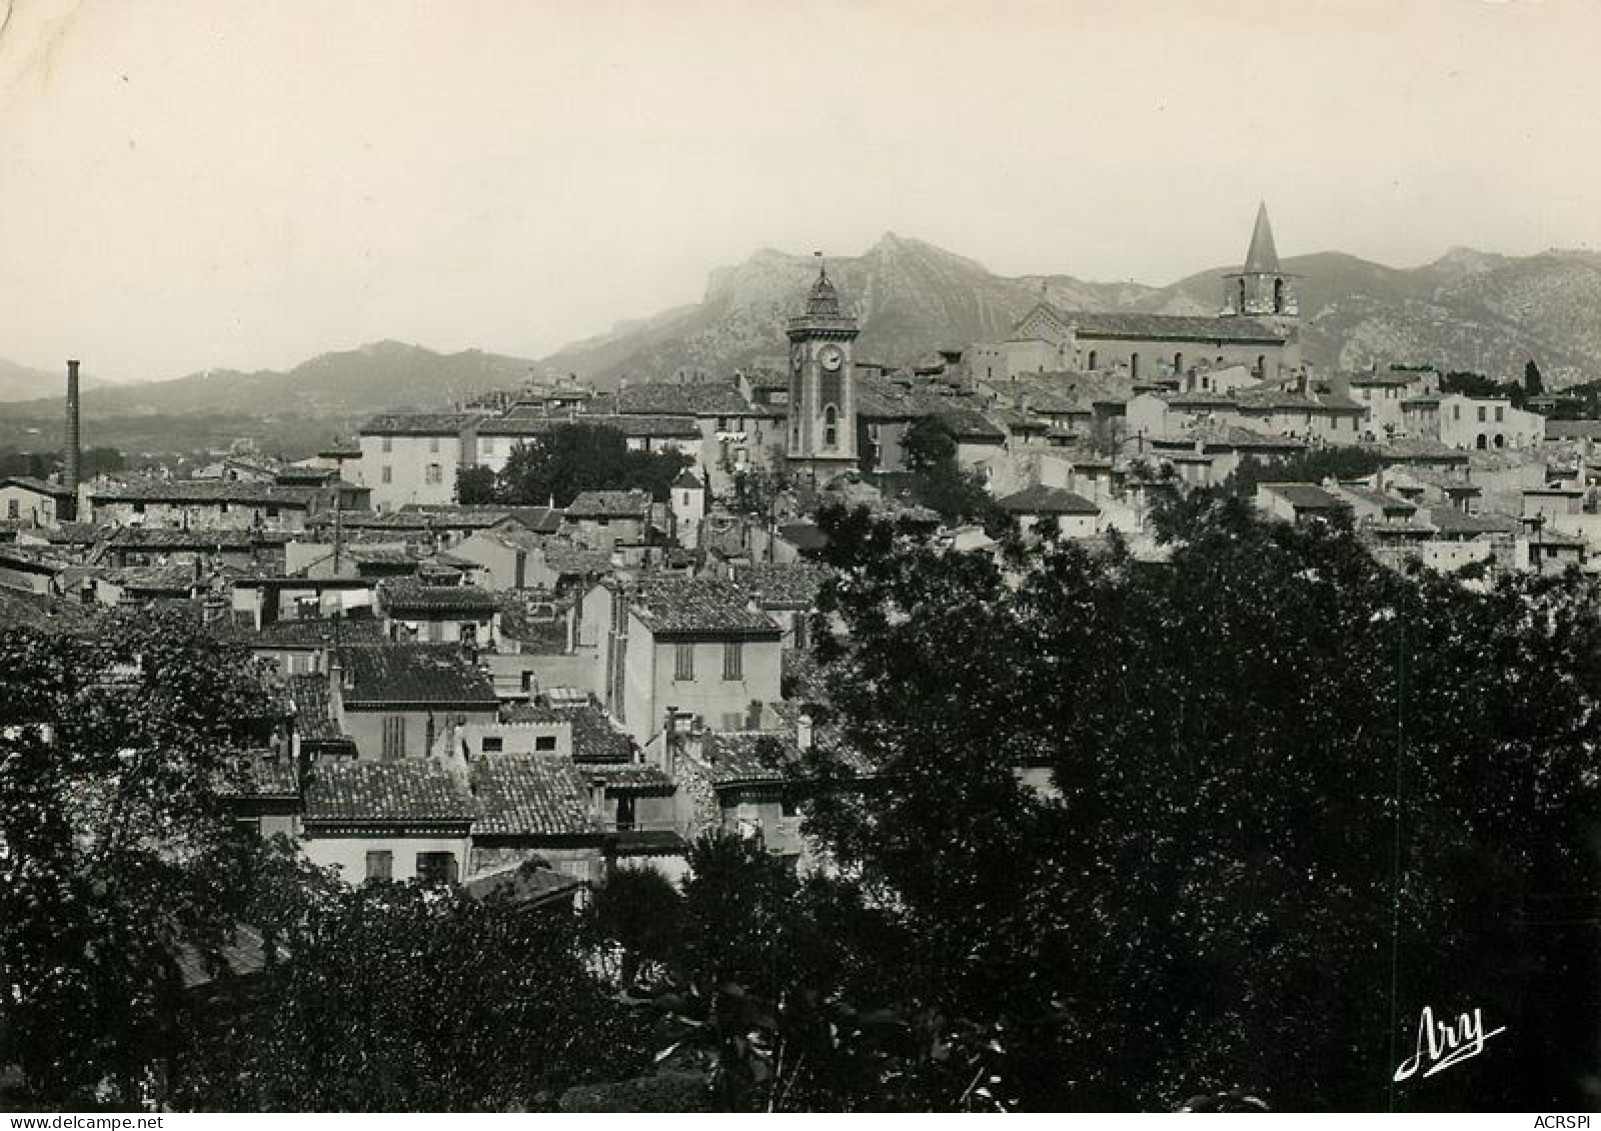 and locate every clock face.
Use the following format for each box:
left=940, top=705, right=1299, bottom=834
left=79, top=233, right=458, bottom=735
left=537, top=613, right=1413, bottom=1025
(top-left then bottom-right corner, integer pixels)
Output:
left=819, top=345, right=844, bottom=372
